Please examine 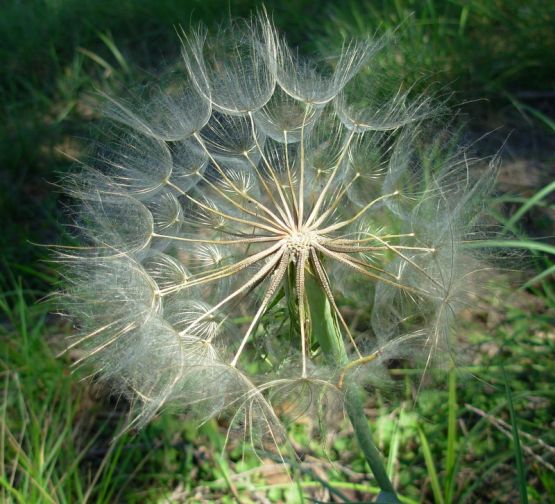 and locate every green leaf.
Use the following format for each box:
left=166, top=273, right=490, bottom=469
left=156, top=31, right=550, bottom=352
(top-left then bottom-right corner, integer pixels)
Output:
left=418, top=425, right=445, bottom=504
